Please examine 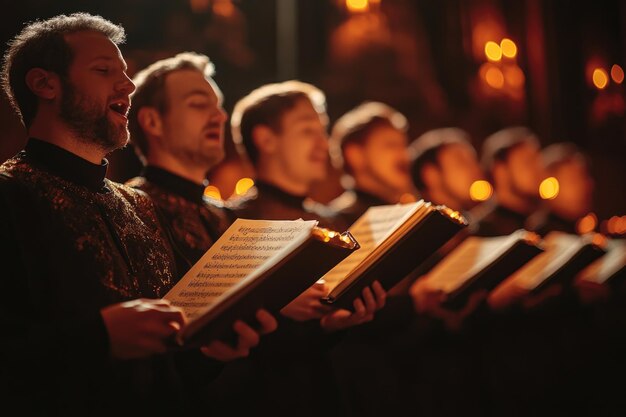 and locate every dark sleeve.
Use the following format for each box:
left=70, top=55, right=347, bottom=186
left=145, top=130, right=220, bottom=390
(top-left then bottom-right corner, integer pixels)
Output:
left=255, top=315, right=345, bottom=359
left=150, top=202, right=193, bottom=277
left=0, top=178, right=112, bottom=402
left=173, top=349, right=224, bottom=389
left=345, top=294, right=449, bottom=345
left=222, top=205, right=241, bottom=225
